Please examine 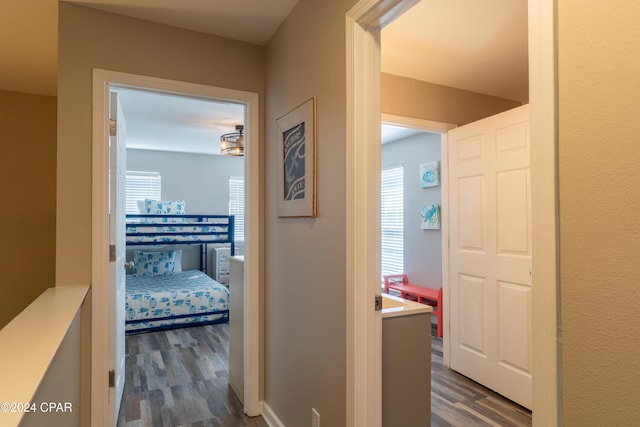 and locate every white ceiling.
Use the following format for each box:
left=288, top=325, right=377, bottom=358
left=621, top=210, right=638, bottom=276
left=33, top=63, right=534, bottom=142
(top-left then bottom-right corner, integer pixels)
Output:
left=381, top=124, right=425, bottom=144
left=69, top=0, right=300, bottom=45
left=115, top=88, right=245, bottom=155
left=381, top=0, right=528, bottom=103
left=0, top=0, right=528, bottom=153
left=0, top=0, right=299, bottom=96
